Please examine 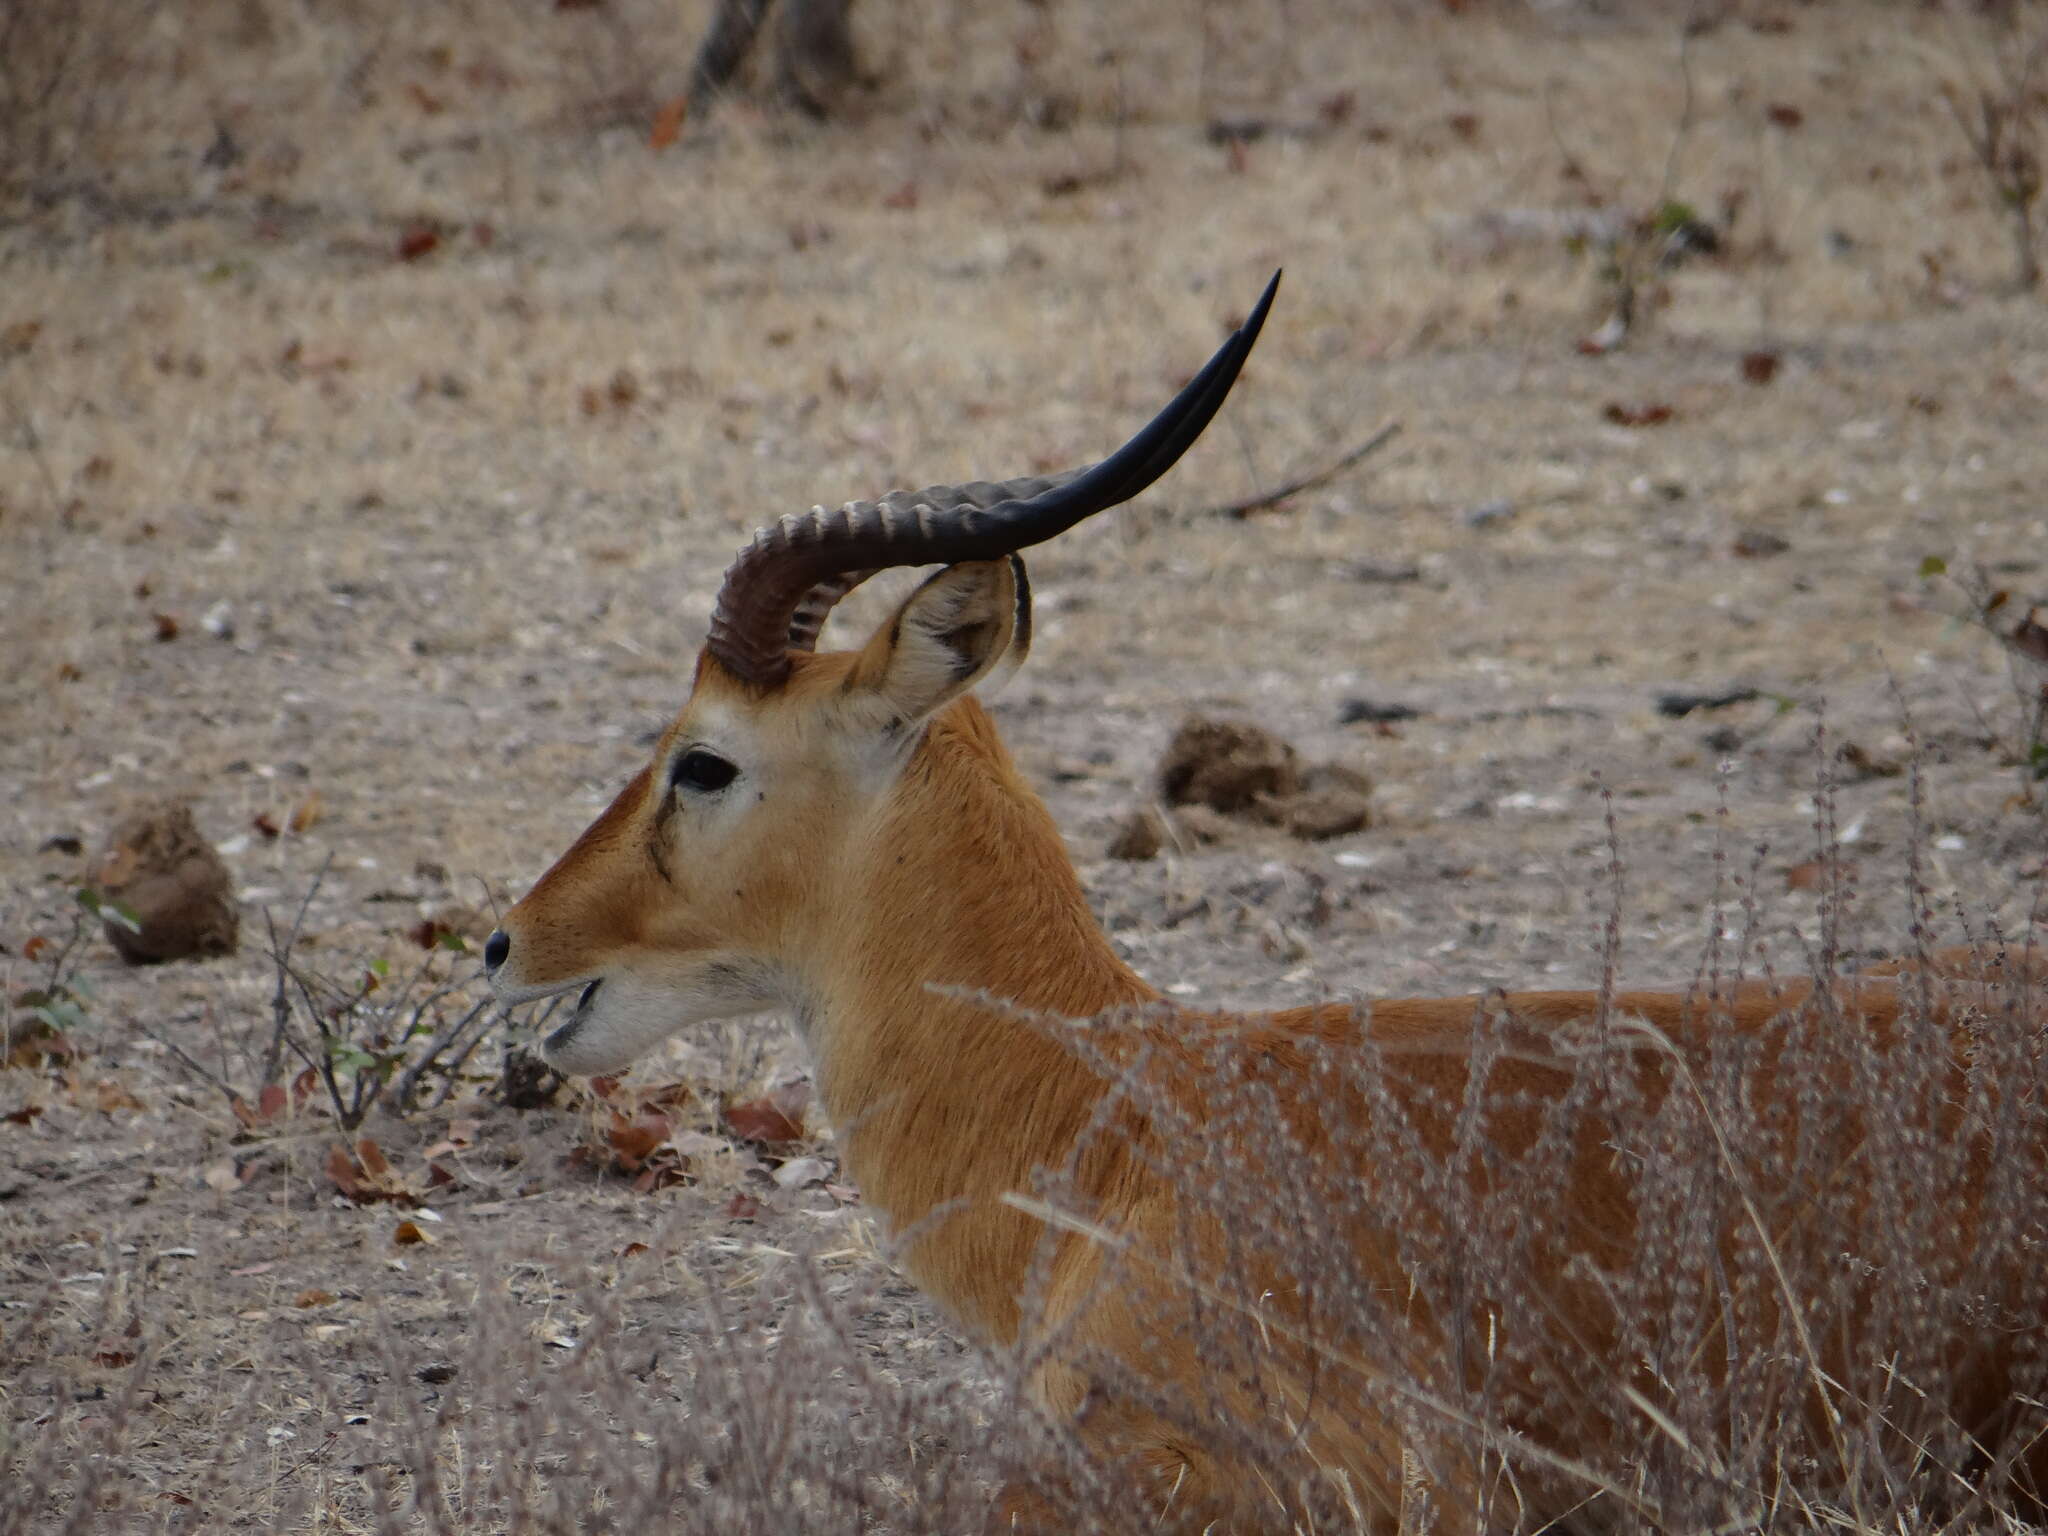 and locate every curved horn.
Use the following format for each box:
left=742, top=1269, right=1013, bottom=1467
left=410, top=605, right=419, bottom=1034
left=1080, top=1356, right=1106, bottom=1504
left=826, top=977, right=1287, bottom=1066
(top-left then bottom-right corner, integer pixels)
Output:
left=786, top=567, right=877, bottom=654
left=706, top=270, right=1281, bottom=687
